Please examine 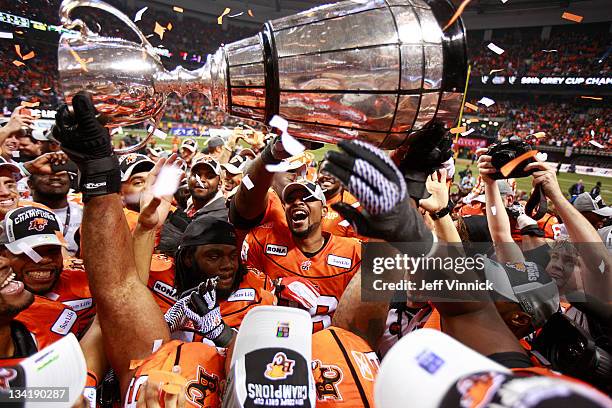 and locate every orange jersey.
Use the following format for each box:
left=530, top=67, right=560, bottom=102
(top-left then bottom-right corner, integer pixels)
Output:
left=8, top=296, right=79, bottom=362
left=43, top=259, right=95, bottom=337
left=323, top=191, right=363, bottom=240
left=147, top=254, right=177, bottom=313
left=234, top=190, right=286, bottom=248
left=312, top=327, right=379, bottom=407
left=124, top=208, right=140, bottom=233
left=219, top=268, right=276, bottom=329
left=511, top=212, right=560, bottom=242
left=242, top=226, right=361, bottom=332
left=124, top=340, right=226, bottom=408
